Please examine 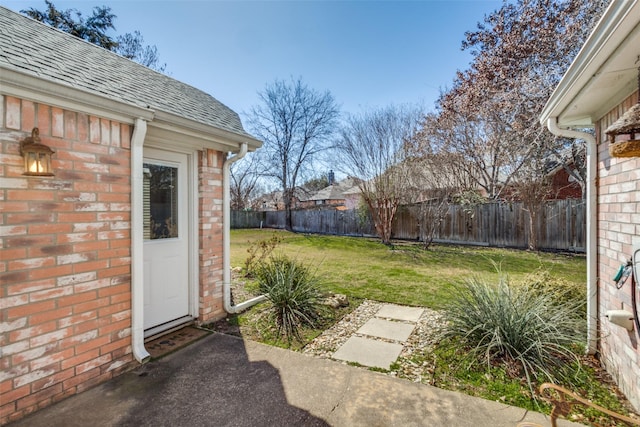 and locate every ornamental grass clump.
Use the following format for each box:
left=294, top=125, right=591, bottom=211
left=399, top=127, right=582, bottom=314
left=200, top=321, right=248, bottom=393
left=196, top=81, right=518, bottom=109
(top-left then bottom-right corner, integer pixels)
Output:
left=519, top=268, right=587, bottom=316
left=254, top=254, right=326, bottom=342
left=442, top=275, right=586, bottom=394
